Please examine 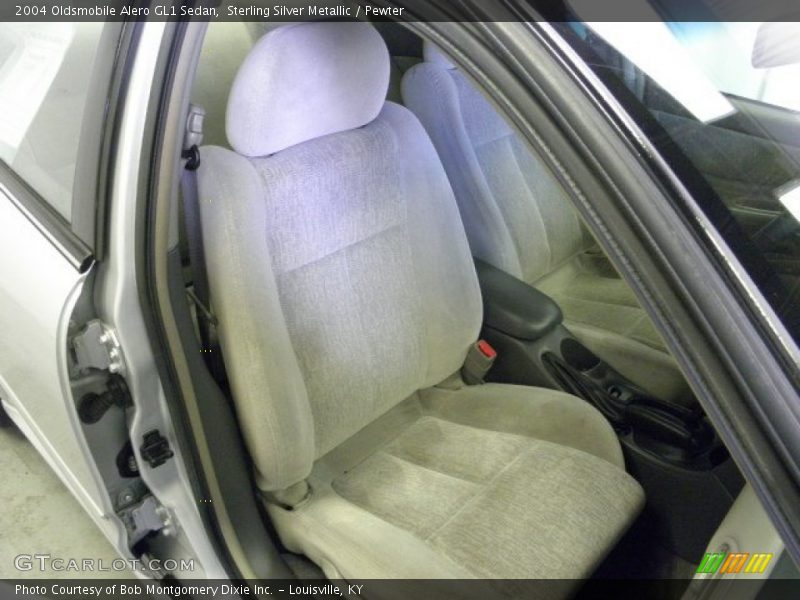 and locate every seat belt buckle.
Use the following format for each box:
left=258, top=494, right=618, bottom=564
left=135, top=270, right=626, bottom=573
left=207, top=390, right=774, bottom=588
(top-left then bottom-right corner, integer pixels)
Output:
left=461, top=339, right=497, bottom=385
